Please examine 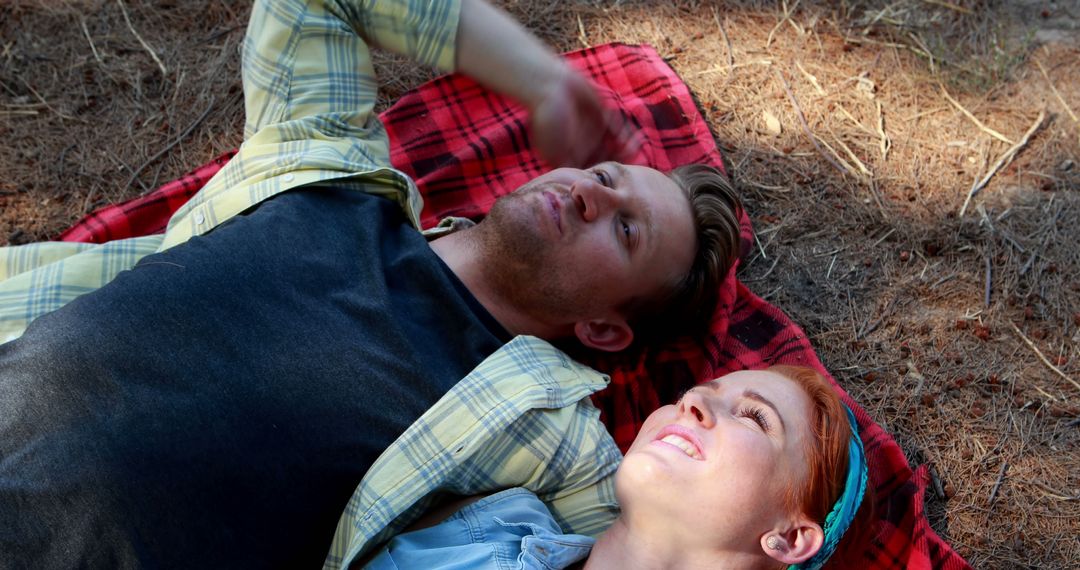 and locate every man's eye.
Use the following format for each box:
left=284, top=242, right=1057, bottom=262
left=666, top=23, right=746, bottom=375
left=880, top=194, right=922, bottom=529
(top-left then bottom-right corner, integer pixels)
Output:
left=594, top=170, right=611, bottom=187
left=621, top=220, right=631, bottom=239
left=738, top=407, right=772, bottom=432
